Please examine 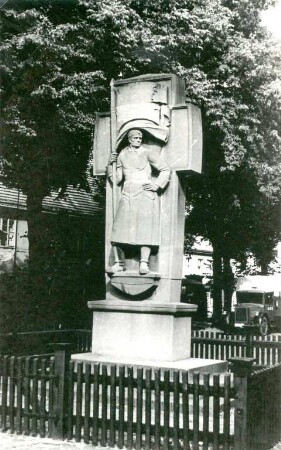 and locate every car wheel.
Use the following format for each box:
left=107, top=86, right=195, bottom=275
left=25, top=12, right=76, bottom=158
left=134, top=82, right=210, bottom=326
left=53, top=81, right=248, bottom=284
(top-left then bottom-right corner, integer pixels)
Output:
left=259, top=315, right=269, bottom=336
